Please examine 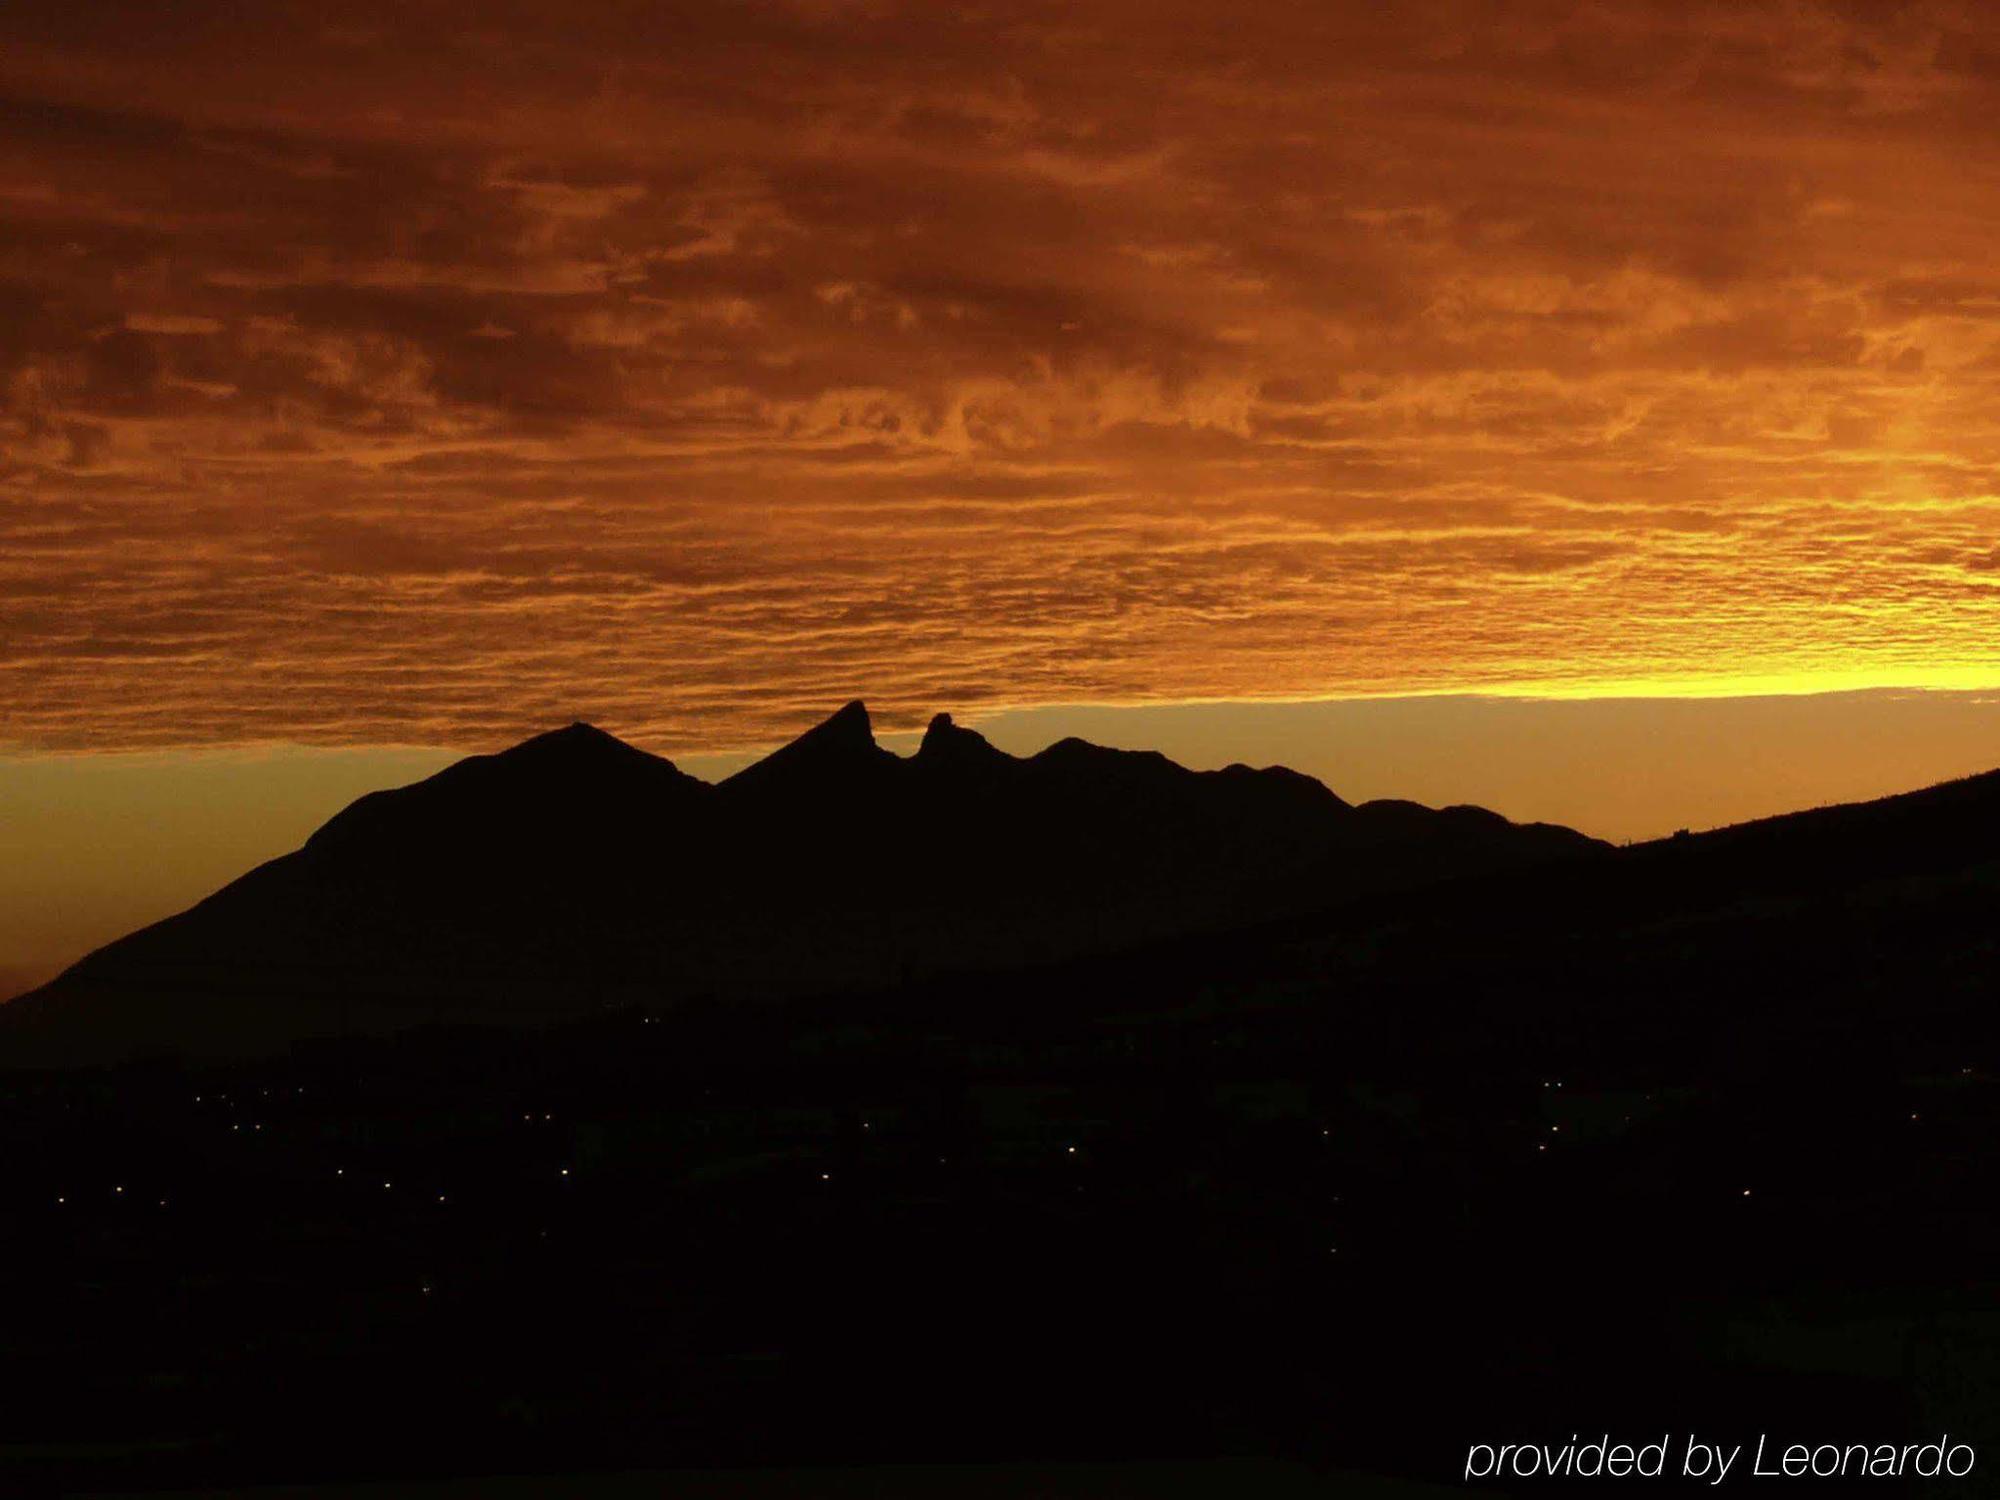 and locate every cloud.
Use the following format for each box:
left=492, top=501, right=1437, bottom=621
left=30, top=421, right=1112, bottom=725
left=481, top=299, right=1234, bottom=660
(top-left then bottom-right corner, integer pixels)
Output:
left=3, top=0, right=1999, bottom=751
